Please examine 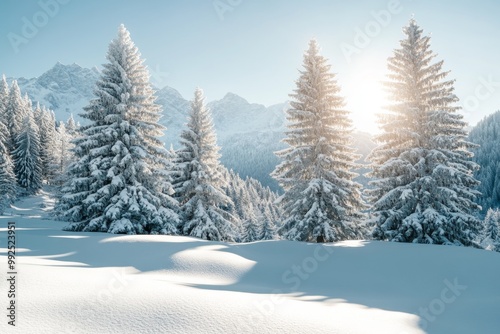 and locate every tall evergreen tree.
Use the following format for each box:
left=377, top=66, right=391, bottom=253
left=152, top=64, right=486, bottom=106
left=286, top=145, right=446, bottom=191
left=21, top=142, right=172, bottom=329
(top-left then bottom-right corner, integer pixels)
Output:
left=272, top=39, right=365, bottom=242
left=0, top=114, right=17, bottom=212
left=52, top=122, right=74, bottom=186
left=260, top=215, right=278, bottom=240
left=23, top=93, right=32, bottom=114
left=174, top=88, right=236, bottom=241
left=5, top=80, right=27, bottom=151
left=34, top=104, right=57, bottom=183
left=0, top=75, right=8, bottom=117
left=12, top=113, right=42, bottom=194
left=242, top=213, right=260, bottom=242
left=367, top=19, right=481, bottom=246
left=480, top=209, right=500, bottom=251
left=66, top=113, right=78, bottom=136
left=56, top=25, right=178, bottom=234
